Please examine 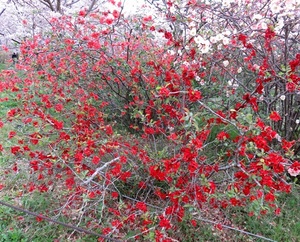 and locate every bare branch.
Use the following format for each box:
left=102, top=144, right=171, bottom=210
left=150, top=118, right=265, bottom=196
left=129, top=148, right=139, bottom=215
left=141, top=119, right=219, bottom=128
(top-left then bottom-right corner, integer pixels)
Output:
left=40, top=0, right=55, bottom=11
left=86, top=0, right=97, bottom=14
left=0, top=8, right=6, bottom=16
left=83, top=157, right=120, bottom=184
left=56, top=0, right=61, bottom=13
